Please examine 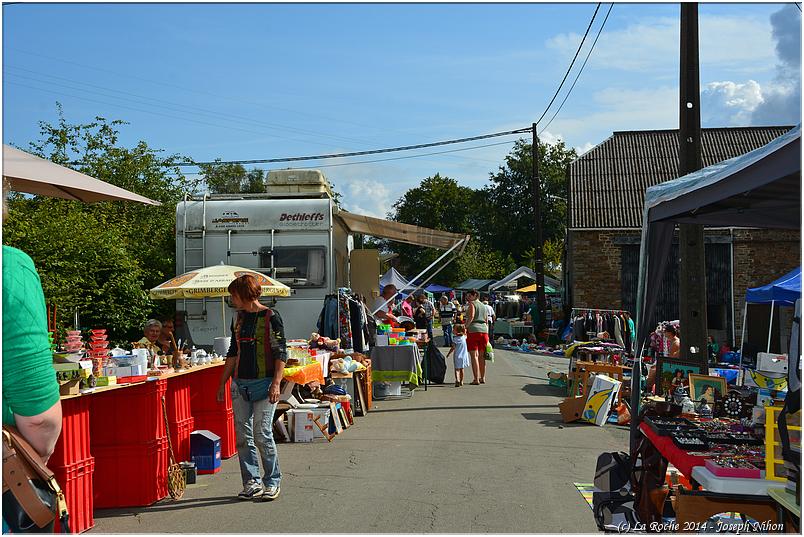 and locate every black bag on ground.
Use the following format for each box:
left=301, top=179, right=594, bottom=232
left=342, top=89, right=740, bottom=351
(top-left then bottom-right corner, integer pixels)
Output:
left=425, top=341, right=447, bottom=384
left=592, top=451, right=638, bottom=532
